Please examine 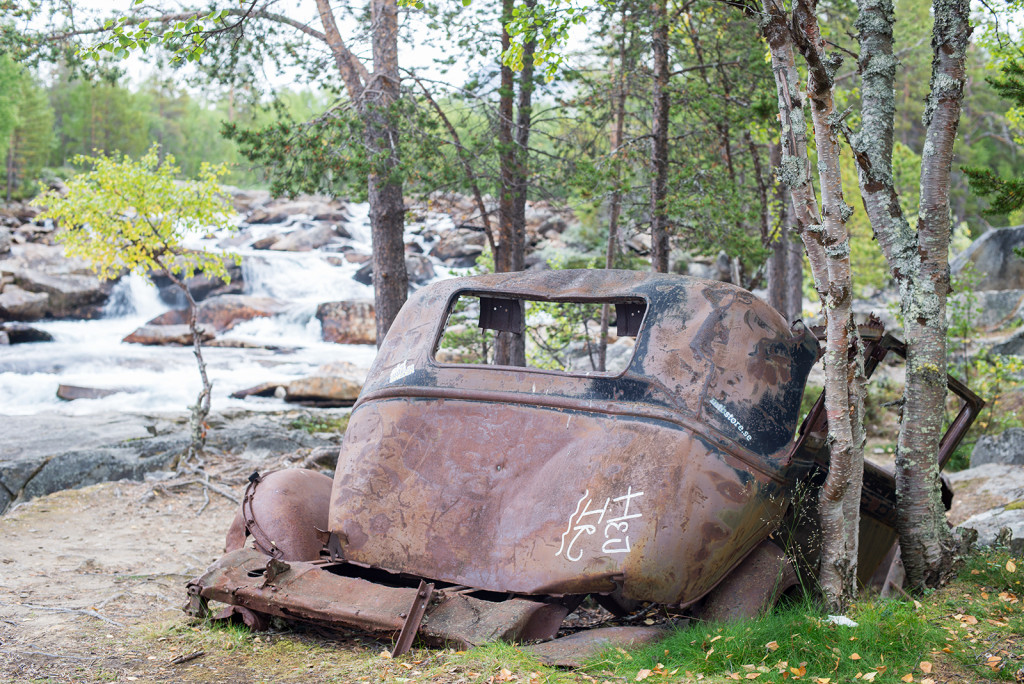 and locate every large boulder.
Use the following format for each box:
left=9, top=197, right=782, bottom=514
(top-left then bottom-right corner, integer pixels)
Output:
left=972, top=428, right=1024, bottom=467
left=146, top=294, right=287, bottom=333
left=428, top=227, right=486, bottom=266
left=269, top=224, right=342, bottom=252
left=246, top=197, right=346, bottom=225
left=993, top=327, right=1024, bottom=356
left=951, top=225, right=1024, bottom=290
left=946, top=463, right=1024, bottom=525
left=123, top=324, right=215, bottom=346
left=0, top=323, right=53, bottom=344
left=958, top=505, right=1024, bottom=555
left=0, top=285, right=49, bottom=320
left=284, top=361, right=365, bottom=407
left=353, top=255, right=436, bottom=287
left=316, top=300, right=376, bottom=345
left=8, top=268, right=110, bottom=318
left=953, top=289, right=1024, bottom=330
left=150, top=260, right=244, bottom=305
